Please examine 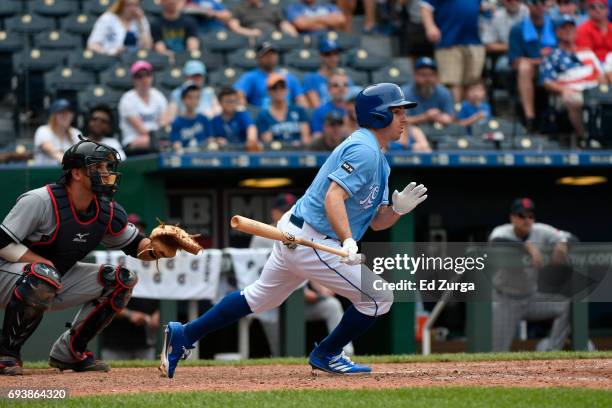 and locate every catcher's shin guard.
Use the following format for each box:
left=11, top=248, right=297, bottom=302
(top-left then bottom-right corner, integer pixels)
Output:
left=0, top=263, right=61, bottom=357
left=67, top=265, right=137, bottom=359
